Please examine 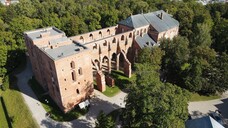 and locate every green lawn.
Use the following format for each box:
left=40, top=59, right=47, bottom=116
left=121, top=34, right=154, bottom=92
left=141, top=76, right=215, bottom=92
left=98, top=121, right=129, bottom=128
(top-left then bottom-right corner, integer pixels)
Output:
left=0, top=96, right=8, bottom=128
left=190, top=93, right=221, bottom=102
left=28, top=77, right=88, bottom=121
left=110, top=70, right=136, bottom=90
left=102, top=85, right=120, bottom=97
left=94, top=70, right=136, bottom=97
left=1, top=88, right=38, bottom=128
